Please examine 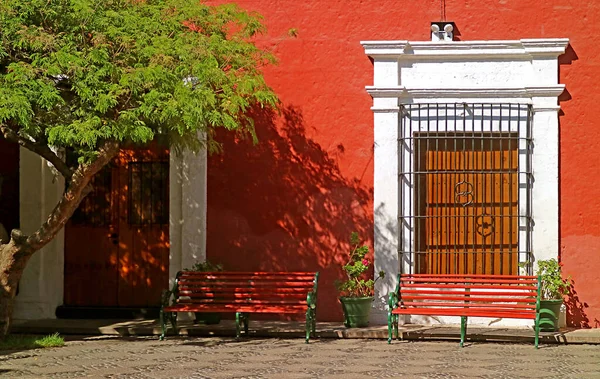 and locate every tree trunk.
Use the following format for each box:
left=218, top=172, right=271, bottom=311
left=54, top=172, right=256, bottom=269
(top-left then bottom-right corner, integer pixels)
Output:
left=0, top=235, right=34, bottom=338
left=0, top=140, right=119, bottom=339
